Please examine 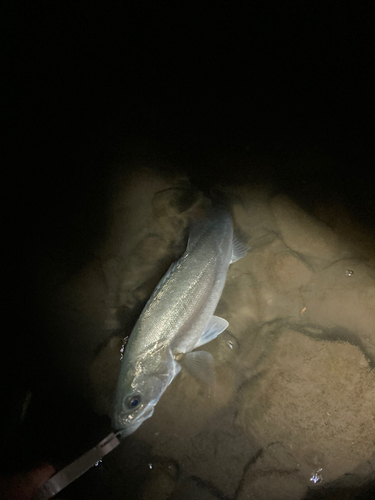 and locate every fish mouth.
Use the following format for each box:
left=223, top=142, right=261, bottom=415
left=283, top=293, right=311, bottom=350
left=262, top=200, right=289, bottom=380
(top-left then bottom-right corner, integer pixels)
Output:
left=141, top=405, right=155, bottom=421
left=114, top=405, right=155, bottom=439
